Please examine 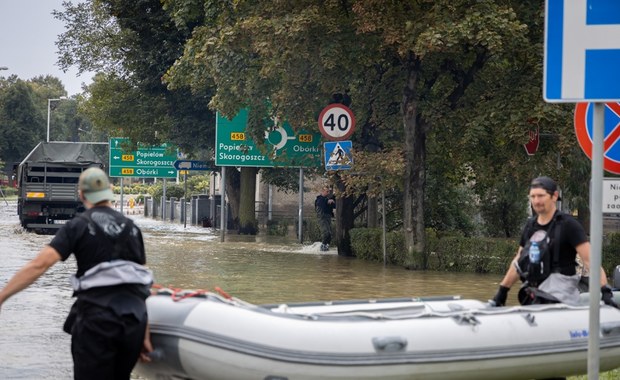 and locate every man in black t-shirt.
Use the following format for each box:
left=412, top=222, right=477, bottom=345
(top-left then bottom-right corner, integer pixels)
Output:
left=490, top=176, right=617, bottom=307
left=0, top=168, right=153, bottom=380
